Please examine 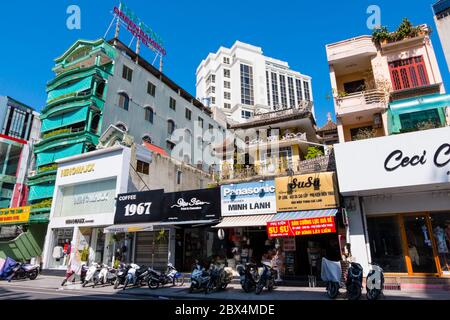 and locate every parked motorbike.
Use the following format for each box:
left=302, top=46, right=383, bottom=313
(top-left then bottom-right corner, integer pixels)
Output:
left=366, top=263, right=384, bottom=300
left=94, top=264, right=117, bottom=287
left=113, top=263, right=130, bottom=289
left=207, top=263, right=233, bottom=291
left=123, top=264, right=151, bottom=290
left=6, top=262, right=39, bottom=282
left=82, top=263, right=101, bottom=287
left=346, top=262, right=364, bottom=300
left=147, top=263, right=184, bottom=289
left=321, top=257, right=342, bottom=299
left=237, top=263, right=259, bottom=293
left=189, top=261, right=212, bottom=294
left=255, top=262, right=276, bottom=295
left=61, top=264, right=88, bottom=286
